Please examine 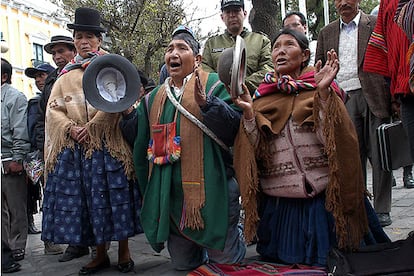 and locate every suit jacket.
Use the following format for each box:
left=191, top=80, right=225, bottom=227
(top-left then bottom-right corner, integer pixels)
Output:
left=315, top=11, right=391, bottom=119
